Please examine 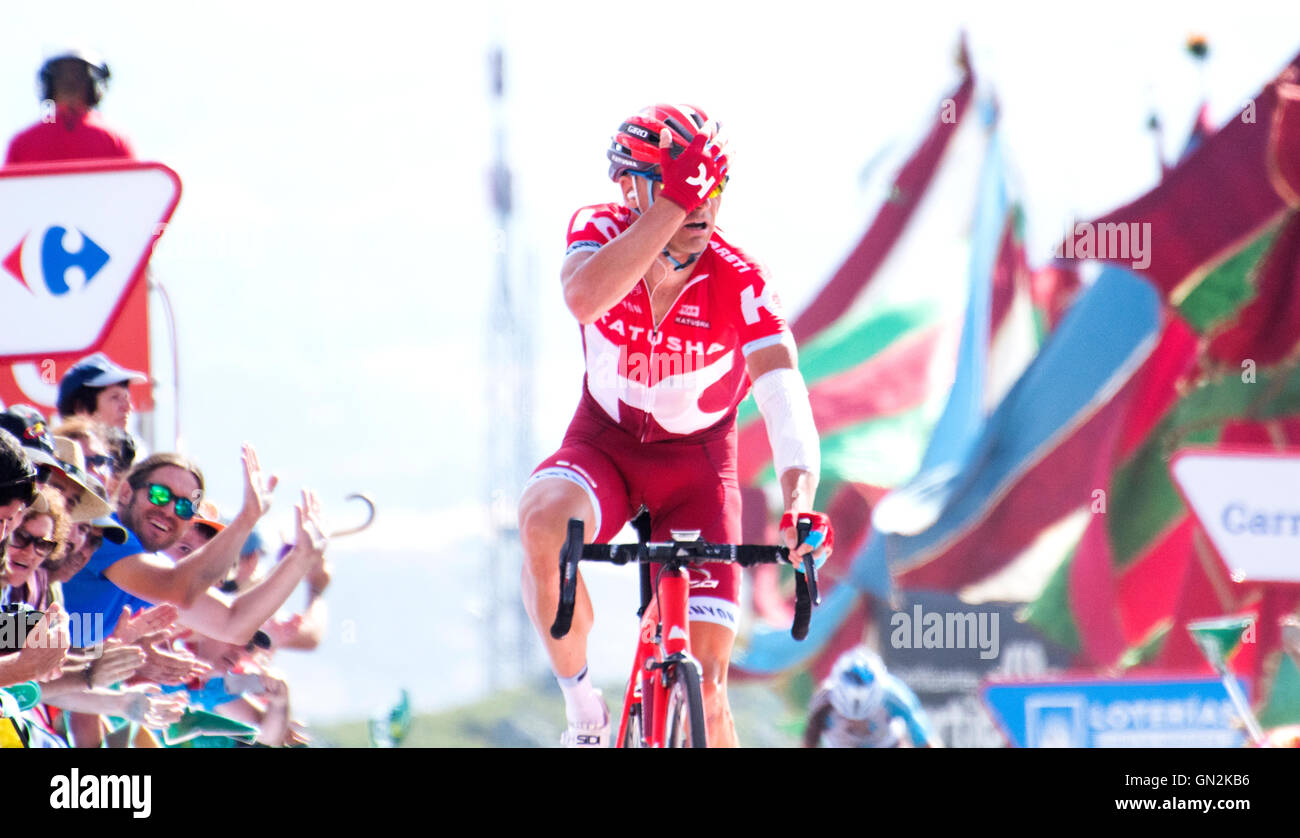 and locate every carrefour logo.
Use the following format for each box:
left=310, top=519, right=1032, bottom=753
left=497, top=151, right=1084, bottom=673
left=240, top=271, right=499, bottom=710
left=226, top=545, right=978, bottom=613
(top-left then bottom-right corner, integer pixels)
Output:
left=2, top=225, right=110, bottom=297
